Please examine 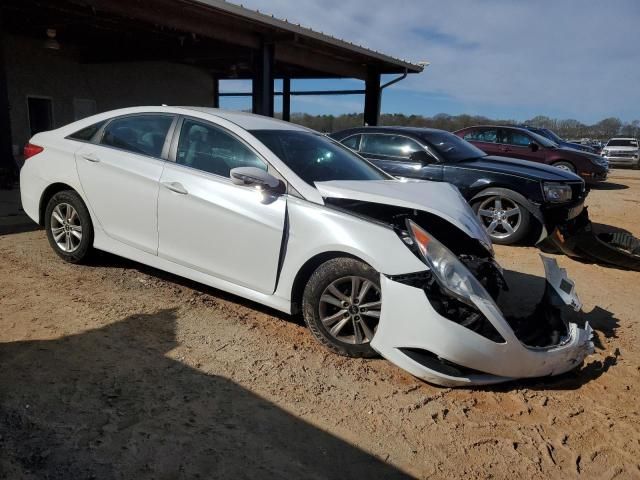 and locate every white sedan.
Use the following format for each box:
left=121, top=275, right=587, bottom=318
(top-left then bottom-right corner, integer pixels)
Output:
left=20, top=106, right=593, bottom=386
